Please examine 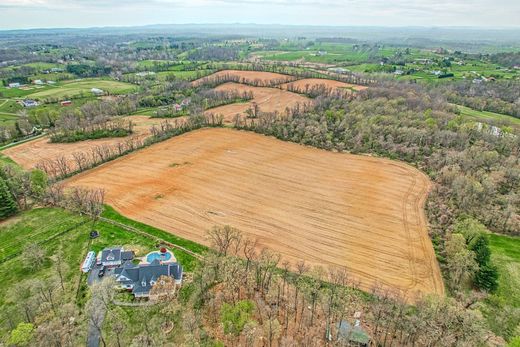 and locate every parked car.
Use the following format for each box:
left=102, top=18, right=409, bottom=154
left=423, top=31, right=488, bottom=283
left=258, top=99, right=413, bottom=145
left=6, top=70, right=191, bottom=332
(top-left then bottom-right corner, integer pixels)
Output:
left=98, top=266, right=105, bottom=277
